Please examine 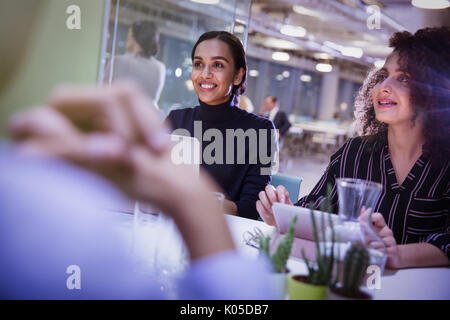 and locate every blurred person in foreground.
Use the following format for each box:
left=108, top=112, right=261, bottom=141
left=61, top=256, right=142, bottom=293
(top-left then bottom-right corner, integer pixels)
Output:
left=0, top=1, right=275, bottom=299
left=256, top=27, right=450, bottom=270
